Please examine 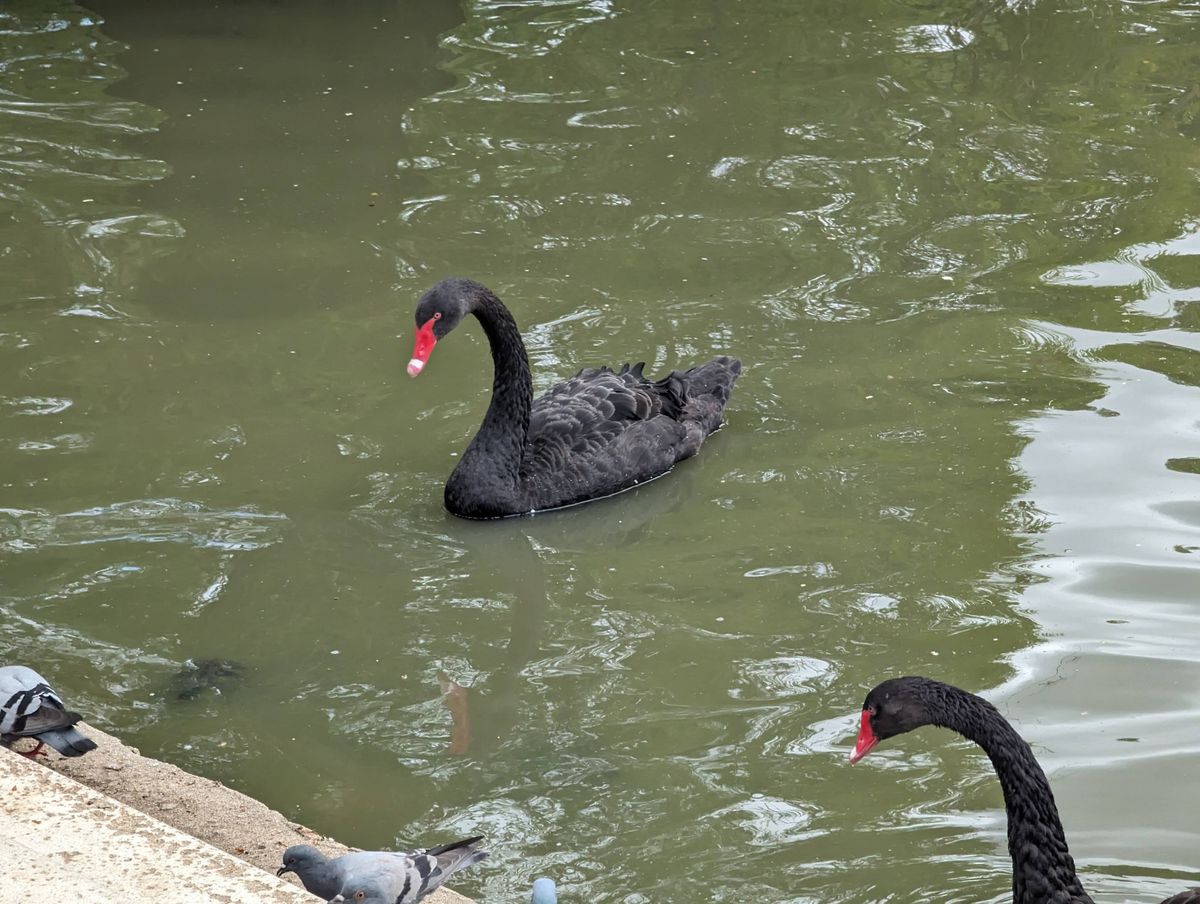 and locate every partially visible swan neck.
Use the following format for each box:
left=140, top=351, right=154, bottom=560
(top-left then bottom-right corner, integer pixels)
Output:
left=445, top=287, right=532, bottom=515
left=926, top=685, right=1092, bottom=904
left=472, top=288, right=532, bottom=451
left=475, top=286, right=532, bottom=403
